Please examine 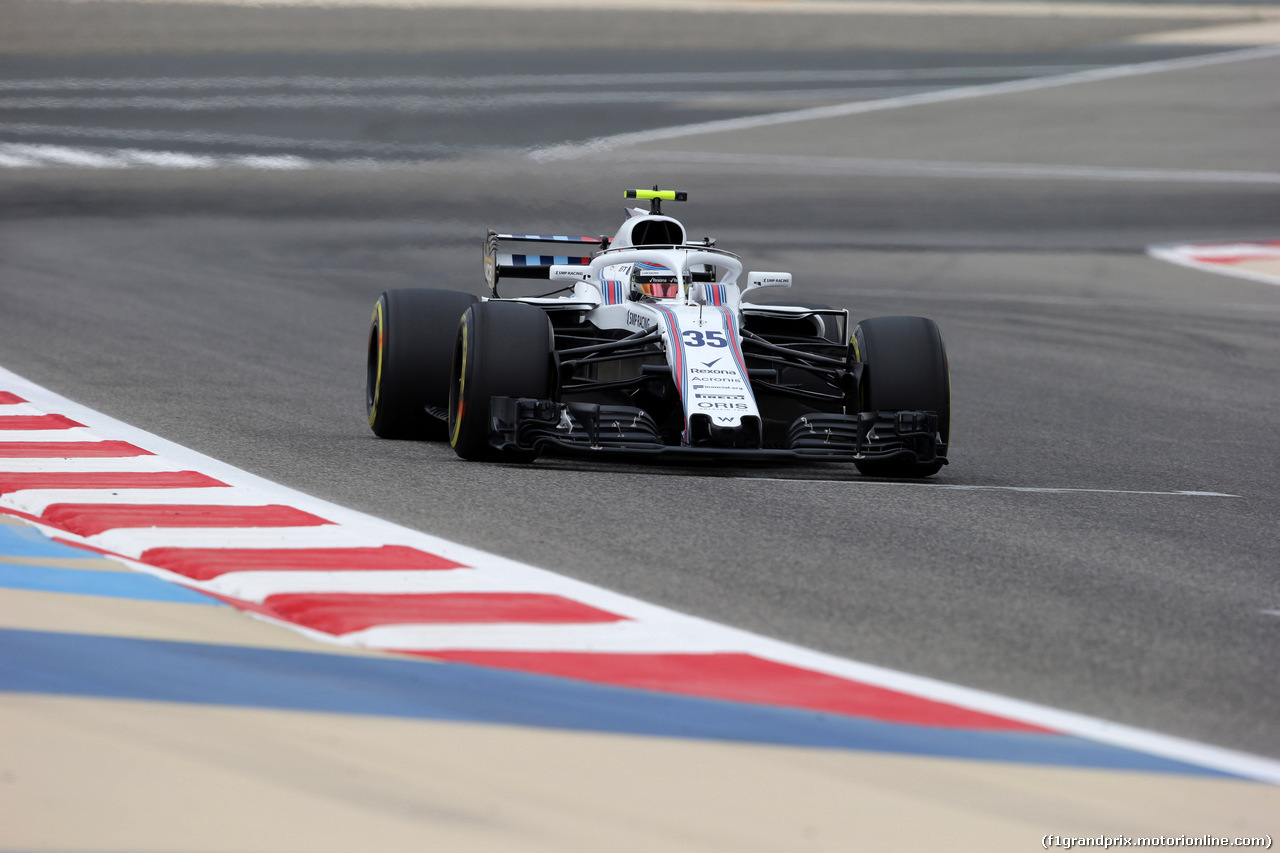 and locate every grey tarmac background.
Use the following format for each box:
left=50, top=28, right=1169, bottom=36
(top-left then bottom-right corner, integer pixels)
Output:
left=1, top=0, right=1278, bottom=763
